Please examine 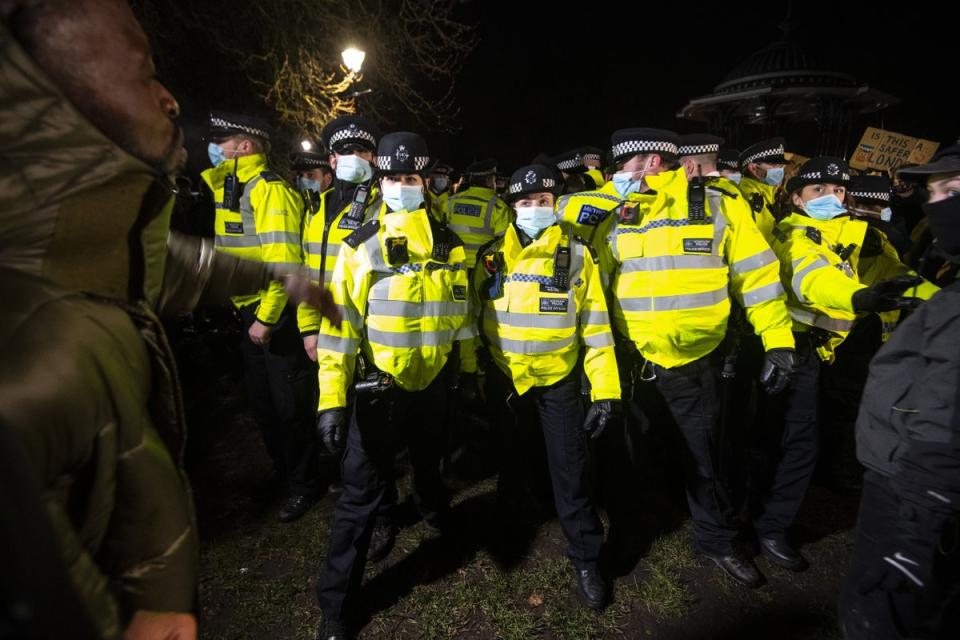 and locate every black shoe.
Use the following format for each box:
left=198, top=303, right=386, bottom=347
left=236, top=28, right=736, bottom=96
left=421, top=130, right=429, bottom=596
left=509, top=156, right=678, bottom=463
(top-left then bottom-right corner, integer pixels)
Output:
left=367, top=518, right=397, bottom=563
left=574, top=567, right=609, bottom=611
left=702, top=551, right=764, bottom=588
left=759, top=536, right=808, bottom=572
left=278, top=494, right=315, bottom=523
left=315, top=618, right=350, bottom=640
